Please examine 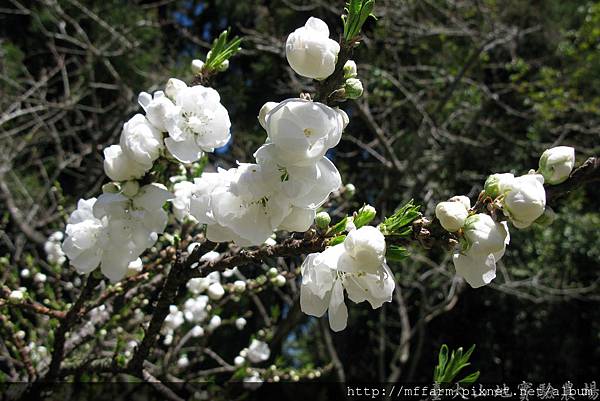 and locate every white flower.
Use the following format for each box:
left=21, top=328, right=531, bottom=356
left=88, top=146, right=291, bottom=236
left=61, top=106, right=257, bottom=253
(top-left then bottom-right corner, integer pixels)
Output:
left=435, top=196, right=471, bottom=232
left=339, top=226, right=386, bottom=274
left=62, top=198, right=108, bottom=275
left=235, top=317, right=247, bottom=330
left=127, top=258, right=143, bottom=275
left=172, top=181, right=197, bottom=222
left=207, top=282, right=225, bottom=300
left=503, top=174, right=546, bottom=229
left=538, top=146, right=575, bottom=185
left=247, top=339, right=270, bottom=363
left=119, top=114, right=163, bottom=169
left=453, top=214, right=510, bottom=288
left=300, top=235, right=394, bottom=332
left=285, top=17, right=340, bottom=79
left=263, top=99, right=343, bottom=166
left=138, top=90, right=178, bottom=132
left=89, top=184, right=172, bottom=282
left=278, top=207, right=316, bottom=232
left=44, top=231, right=66, bottom=265
left=103, top=144, right=148, bottom=182
left=163, top=83, right=231, bottom=163
left=190, top=165, right=290, bottom=246
left=183, top=295, right=209, bottom=323
left=187, top=271, right=220, bottom=295
left=234, top=355, right=245, bottom=366
left=162, top=305, right=184, bottom=335
left=254, top=144, right=341, bottom=208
